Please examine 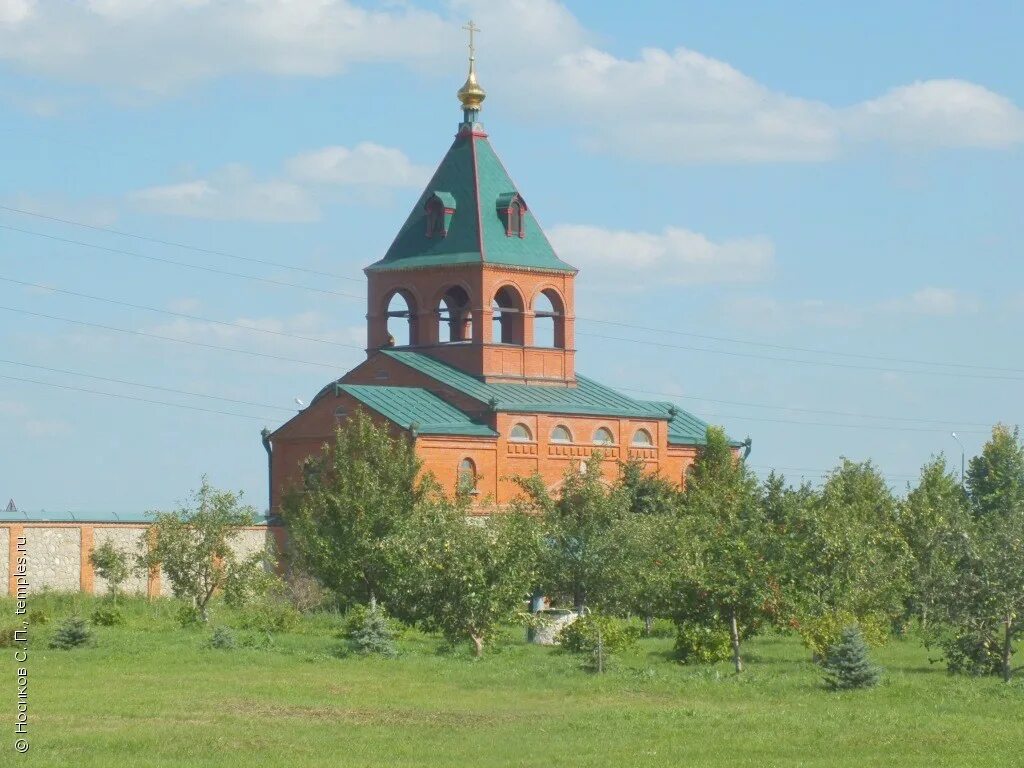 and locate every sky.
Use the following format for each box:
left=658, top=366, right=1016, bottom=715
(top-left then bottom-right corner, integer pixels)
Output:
left=0, top=0, right=1022, bottom=513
